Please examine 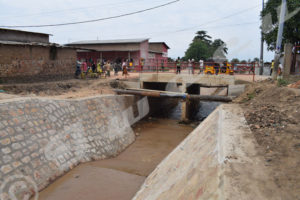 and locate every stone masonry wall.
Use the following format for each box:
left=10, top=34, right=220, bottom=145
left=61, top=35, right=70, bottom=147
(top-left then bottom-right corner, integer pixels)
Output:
left=0, top=95, right=147, bottom=200
left=0, top=44, right=76, bottom=83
